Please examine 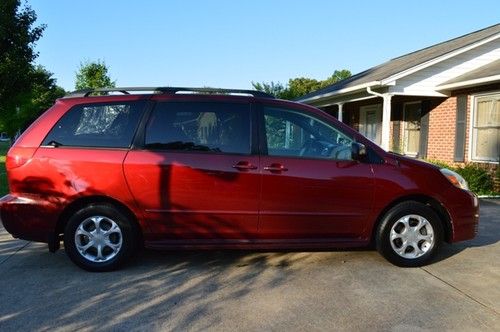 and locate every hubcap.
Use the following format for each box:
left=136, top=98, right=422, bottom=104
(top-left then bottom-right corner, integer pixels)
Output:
left=390, top=214, right=435, bottom=259
left=74, top=216, right=123, bottom=263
